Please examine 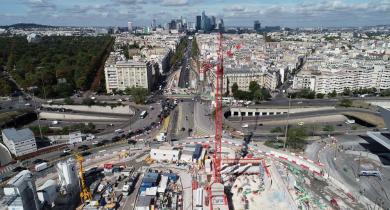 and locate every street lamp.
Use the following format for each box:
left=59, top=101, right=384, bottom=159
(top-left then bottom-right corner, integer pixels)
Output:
left=283, top=95, right=291, bottom=149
